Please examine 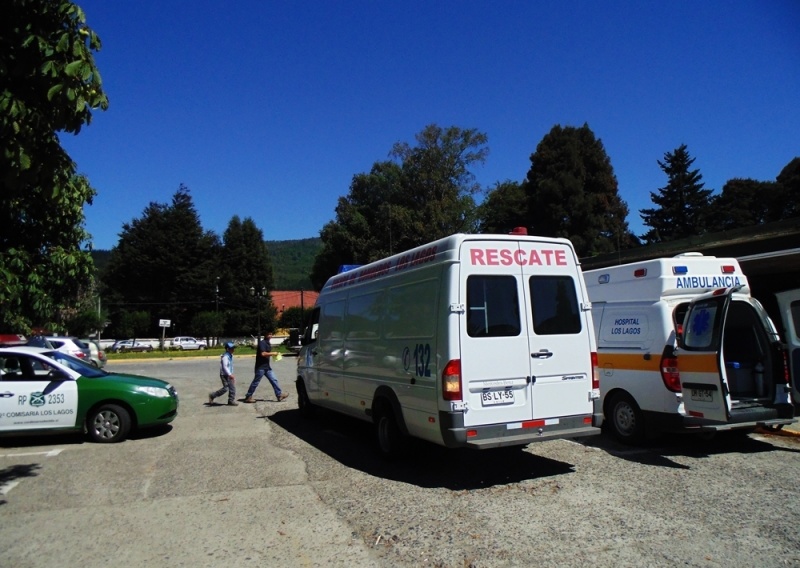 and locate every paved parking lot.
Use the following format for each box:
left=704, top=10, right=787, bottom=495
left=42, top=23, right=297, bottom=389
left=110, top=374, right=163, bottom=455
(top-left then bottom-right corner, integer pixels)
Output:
left=1, top=355, right=799, bottom=567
